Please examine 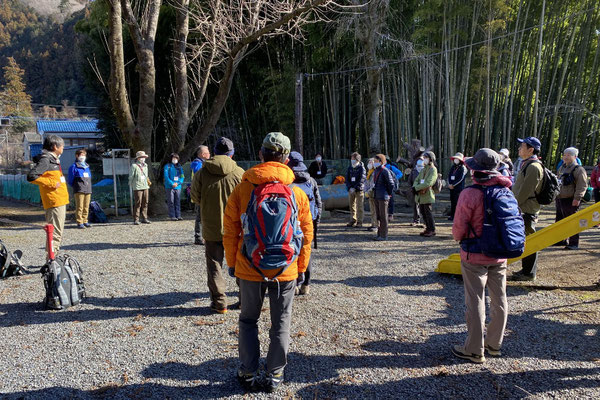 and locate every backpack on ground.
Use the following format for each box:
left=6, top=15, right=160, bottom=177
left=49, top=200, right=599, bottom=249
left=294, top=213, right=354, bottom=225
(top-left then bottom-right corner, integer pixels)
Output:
left=242, top=182, right=304, bottom=281
left=88, top=201, right=108, bottom=223
left=291, top=180, right=319, bottom=221
left=41, top=254, right=86, bottom=310
left=461, top=185, right=526, bottom=259
left=523, top=160, right=559, bottom=205
left=0, top=240, right=26, bottom=279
